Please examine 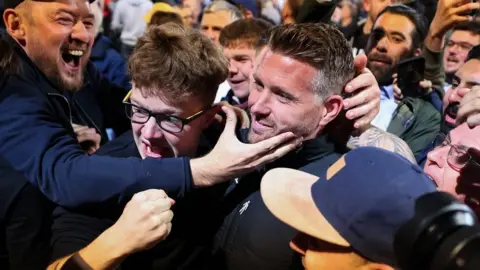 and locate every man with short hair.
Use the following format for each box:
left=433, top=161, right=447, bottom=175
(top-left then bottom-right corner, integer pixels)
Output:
left=200, top=0, right=244, bottom=43
left=366, top=4, right=441, bottom=157
left=350, top=0, right=401, bottom=55
left=261, top=147, right=437, bottom=270
left=0, top=0, right=297, bottom=211
left=49, top=22, right=259, bottom=270
left=443, top=21, right=480, bottom=92
left=218, top=18, right=273, bottom=107
left=211, top=23, right=414, bottom=270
